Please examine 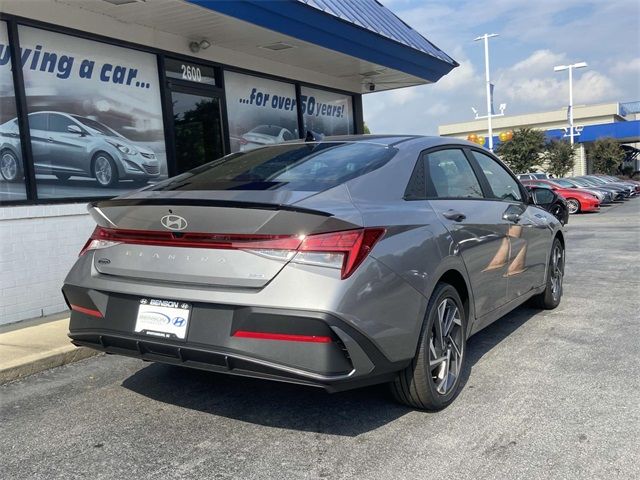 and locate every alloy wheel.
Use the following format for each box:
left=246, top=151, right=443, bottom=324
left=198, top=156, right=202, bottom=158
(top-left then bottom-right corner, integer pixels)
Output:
left=429, top=298, right=464, bottom=395
left=0, top=152, right=18, bottom=180
left=567, top=199, right=579, bottom=214
left=94, top=156, right=113, bottom=186
left=550, top=243, right=564, bottom=302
